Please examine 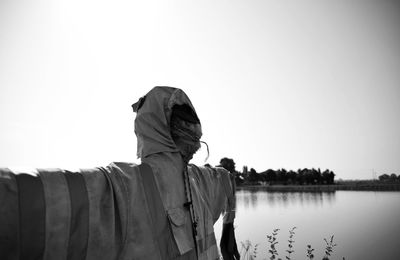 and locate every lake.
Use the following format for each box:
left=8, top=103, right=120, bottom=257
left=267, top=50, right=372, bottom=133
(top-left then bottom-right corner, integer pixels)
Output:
left=214, top=189, right=400, bottom=260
